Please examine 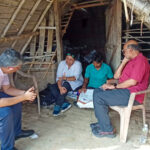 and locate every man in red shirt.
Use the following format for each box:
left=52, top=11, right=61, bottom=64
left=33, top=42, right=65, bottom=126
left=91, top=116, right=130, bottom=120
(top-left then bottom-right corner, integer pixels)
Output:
left=91, top=40, right=150, bottom=138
